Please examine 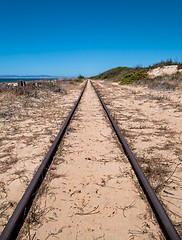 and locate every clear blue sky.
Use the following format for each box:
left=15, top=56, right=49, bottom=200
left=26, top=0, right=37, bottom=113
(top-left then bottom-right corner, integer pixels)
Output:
left=0, top=0, right=182, bottom=77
